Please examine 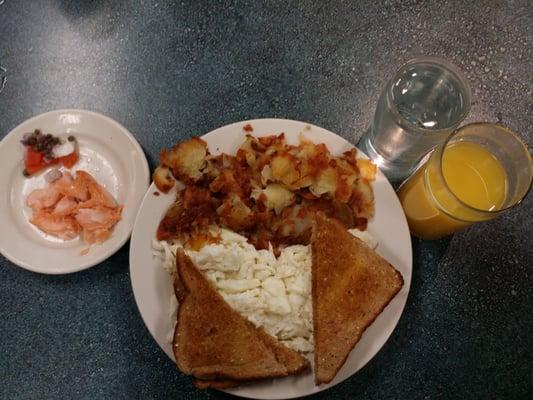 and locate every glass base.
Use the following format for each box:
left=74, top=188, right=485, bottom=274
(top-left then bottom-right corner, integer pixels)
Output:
left=357, top=131, right=417, bottom=183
